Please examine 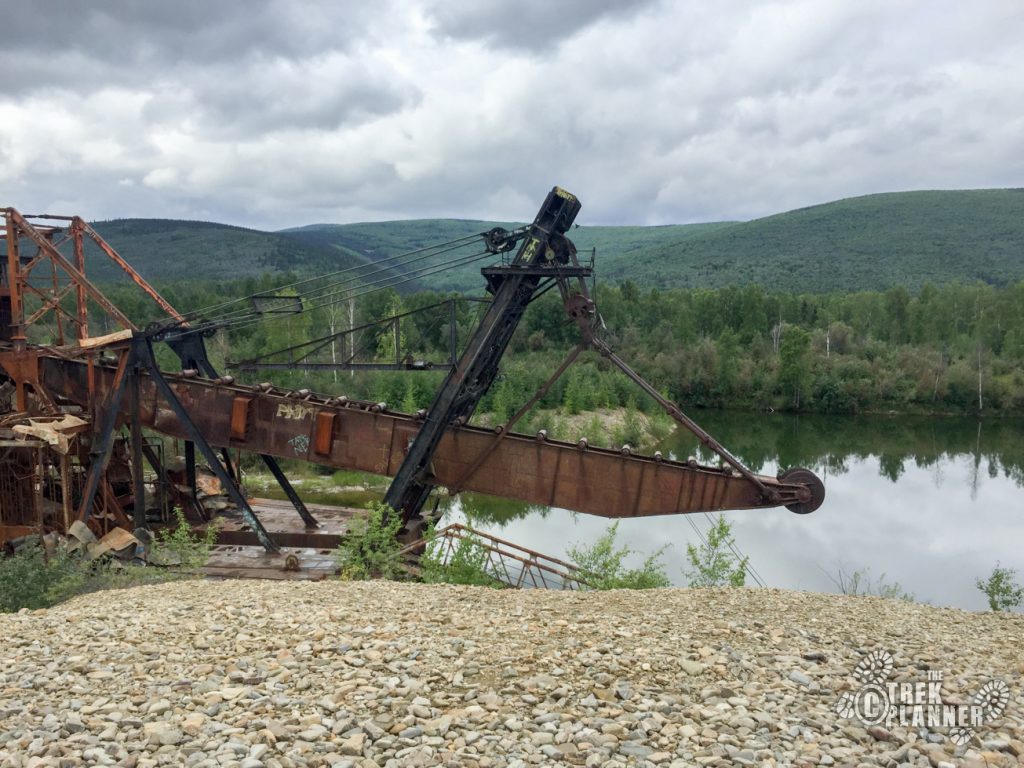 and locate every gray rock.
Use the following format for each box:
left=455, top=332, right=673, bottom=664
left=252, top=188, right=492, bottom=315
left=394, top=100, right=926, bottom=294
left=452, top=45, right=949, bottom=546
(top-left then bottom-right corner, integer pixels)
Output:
left=788, top=670, right=812, bottom=687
